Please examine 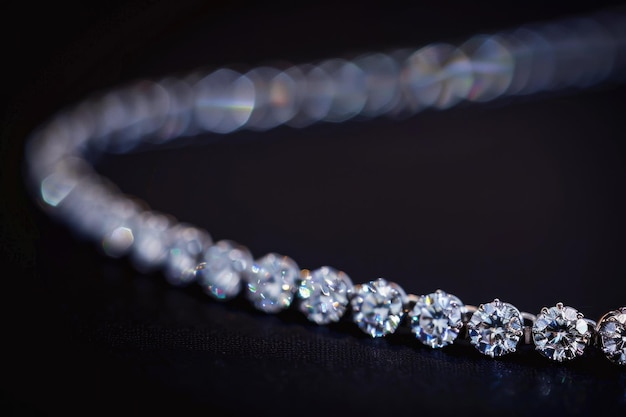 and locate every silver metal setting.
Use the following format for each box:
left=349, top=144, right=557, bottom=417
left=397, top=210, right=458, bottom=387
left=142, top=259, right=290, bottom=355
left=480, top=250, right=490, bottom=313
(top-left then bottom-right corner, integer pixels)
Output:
left=521, top=311, right=537, bottom=345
